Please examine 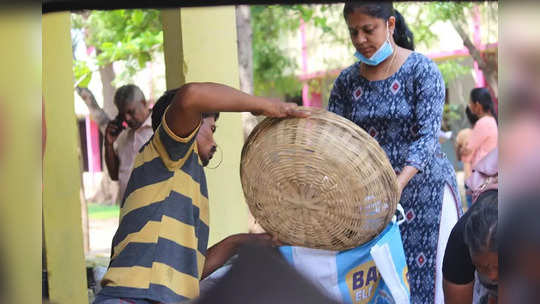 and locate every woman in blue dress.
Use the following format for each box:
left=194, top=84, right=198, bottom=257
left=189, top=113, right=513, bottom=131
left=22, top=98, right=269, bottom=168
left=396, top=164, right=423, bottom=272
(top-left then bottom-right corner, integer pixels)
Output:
left=328, top=2, right=462, bottom=303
